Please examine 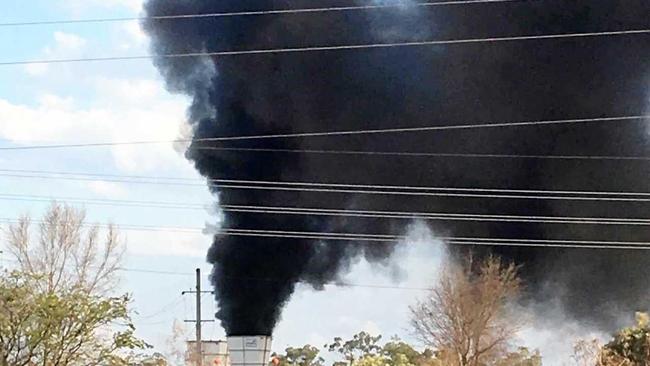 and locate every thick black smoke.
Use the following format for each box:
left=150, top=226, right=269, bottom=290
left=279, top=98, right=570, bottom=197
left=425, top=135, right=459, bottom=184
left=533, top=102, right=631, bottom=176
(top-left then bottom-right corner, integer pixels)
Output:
left=144, top=0, right=650, bottom=334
